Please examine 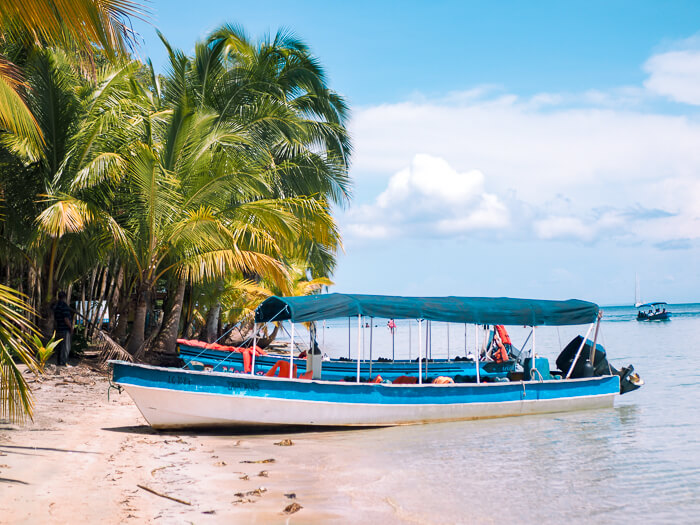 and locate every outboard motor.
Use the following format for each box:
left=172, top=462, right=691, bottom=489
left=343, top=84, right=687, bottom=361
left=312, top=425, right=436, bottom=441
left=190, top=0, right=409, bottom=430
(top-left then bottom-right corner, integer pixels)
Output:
left=556, top=336, right=643, bottom=394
